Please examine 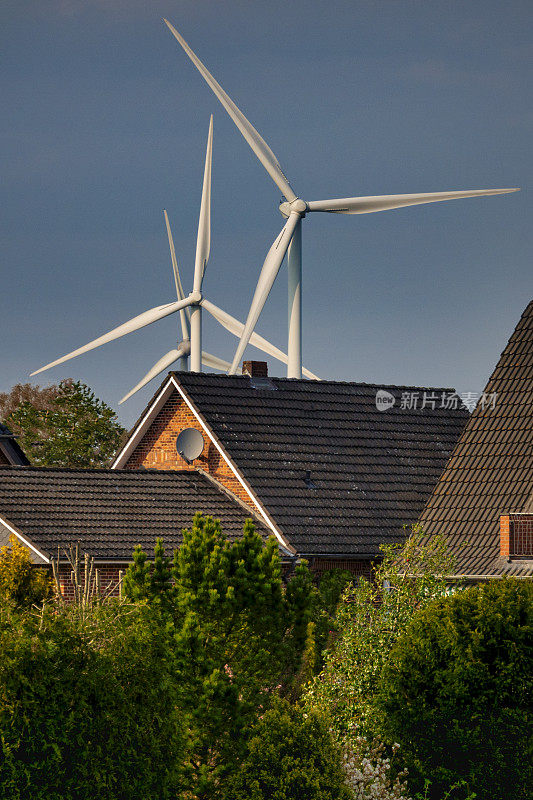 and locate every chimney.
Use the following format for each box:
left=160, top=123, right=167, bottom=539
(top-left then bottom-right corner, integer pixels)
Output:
left=242, top=361, right=268, bottom=378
